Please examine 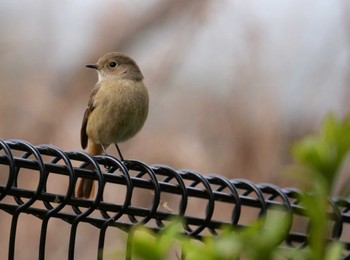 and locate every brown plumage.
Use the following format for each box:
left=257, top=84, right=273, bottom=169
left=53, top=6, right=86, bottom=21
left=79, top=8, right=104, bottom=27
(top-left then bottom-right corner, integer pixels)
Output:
left=77, top=52, right=149, bottom=198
